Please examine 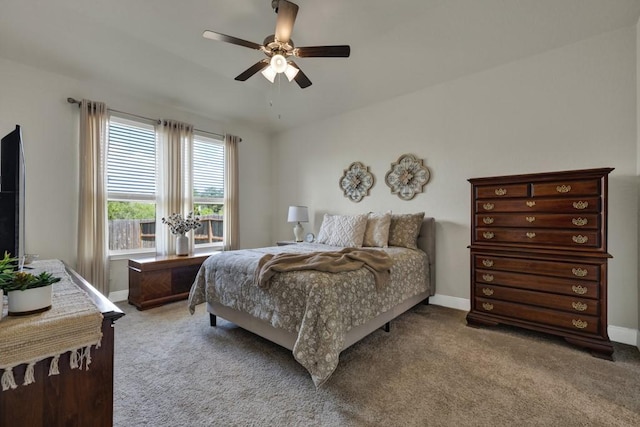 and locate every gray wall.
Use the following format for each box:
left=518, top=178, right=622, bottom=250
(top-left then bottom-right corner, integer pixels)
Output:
left=0, top=23, right=638, bottom=345
left=0, top=56, right=273, bottom=295
left=271, top=27, right=639, bottom=341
